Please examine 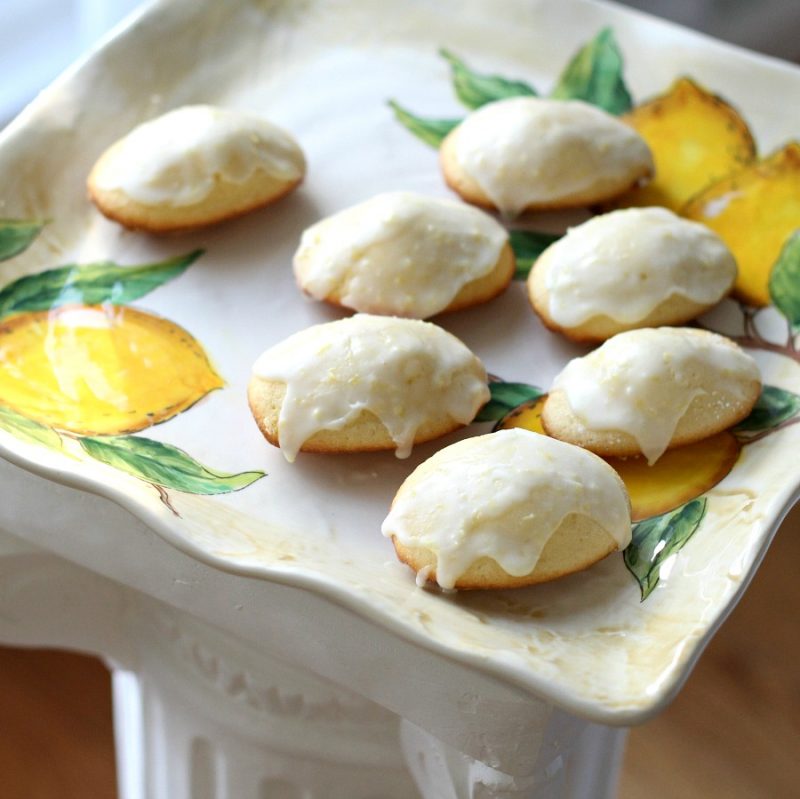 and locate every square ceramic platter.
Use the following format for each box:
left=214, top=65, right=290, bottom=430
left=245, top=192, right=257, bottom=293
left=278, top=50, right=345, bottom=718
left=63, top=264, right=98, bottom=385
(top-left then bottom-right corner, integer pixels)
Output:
left=1, top=0, right=799, bottom=725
